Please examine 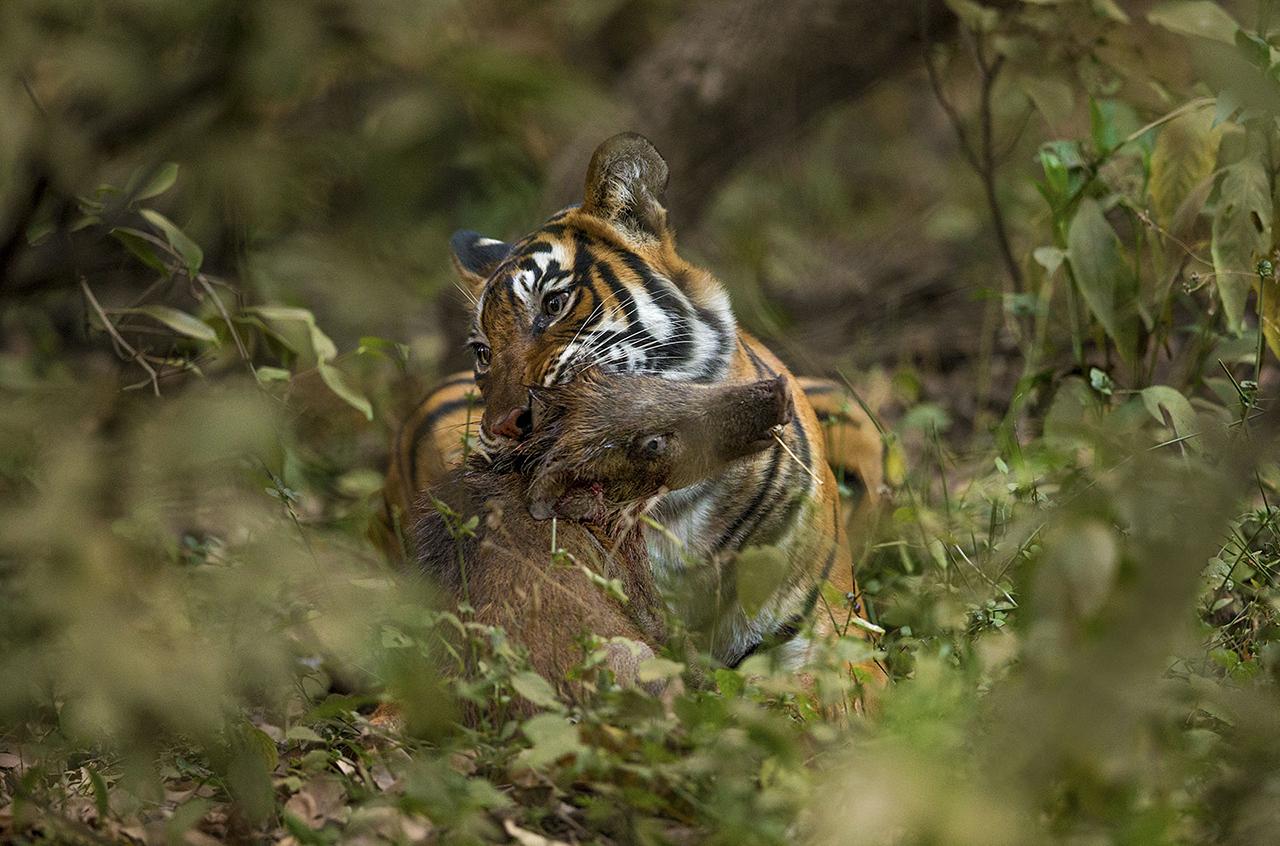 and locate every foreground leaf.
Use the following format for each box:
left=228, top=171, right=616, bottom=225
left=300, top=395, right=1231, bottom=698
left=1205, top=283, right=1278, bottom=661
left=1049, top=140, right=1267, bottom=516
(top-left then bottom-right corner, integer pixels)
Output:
left=510, top=671, right=562, bottom=710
